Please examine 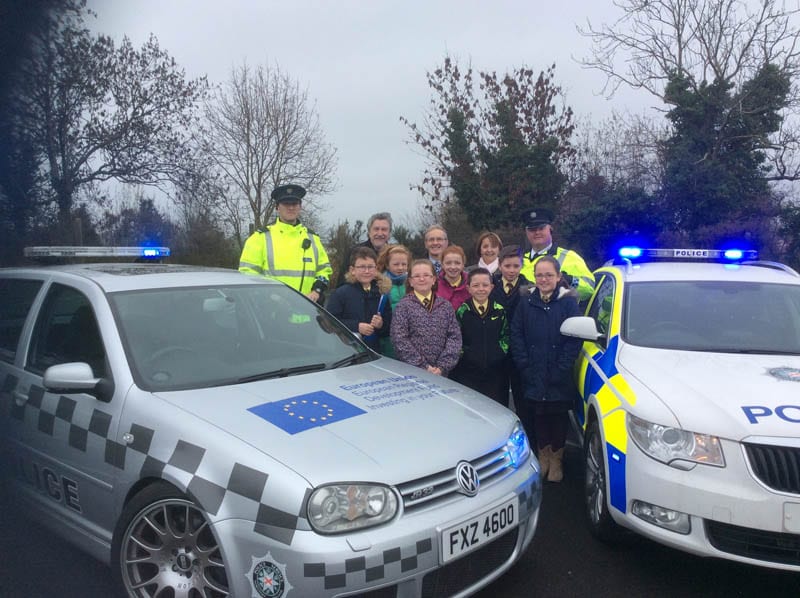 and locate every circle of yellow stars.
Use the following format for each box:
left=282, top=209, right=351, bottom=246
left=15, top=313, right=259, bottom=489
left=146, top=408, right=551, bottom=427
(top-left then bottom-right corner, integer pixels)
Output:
left=283, top=399, right=334, bottom=423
